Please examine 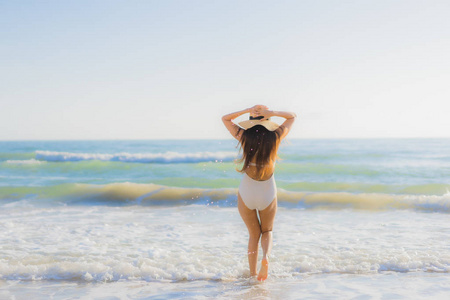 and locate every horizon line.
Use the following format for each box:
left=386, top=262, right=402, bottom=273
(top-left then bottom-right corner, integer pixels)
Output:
left=1, top=136, right=450, bottom=142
